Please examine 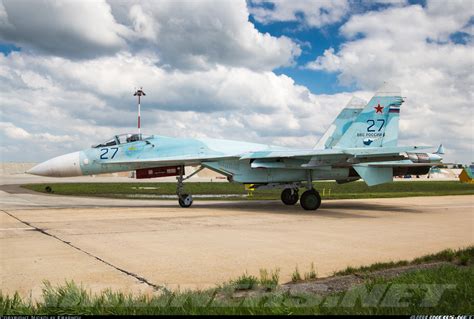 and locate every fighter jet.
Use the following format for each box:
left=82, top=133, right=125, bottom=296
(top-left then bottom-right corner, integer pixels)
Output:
left=28, top=84, right=445, bottom=210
